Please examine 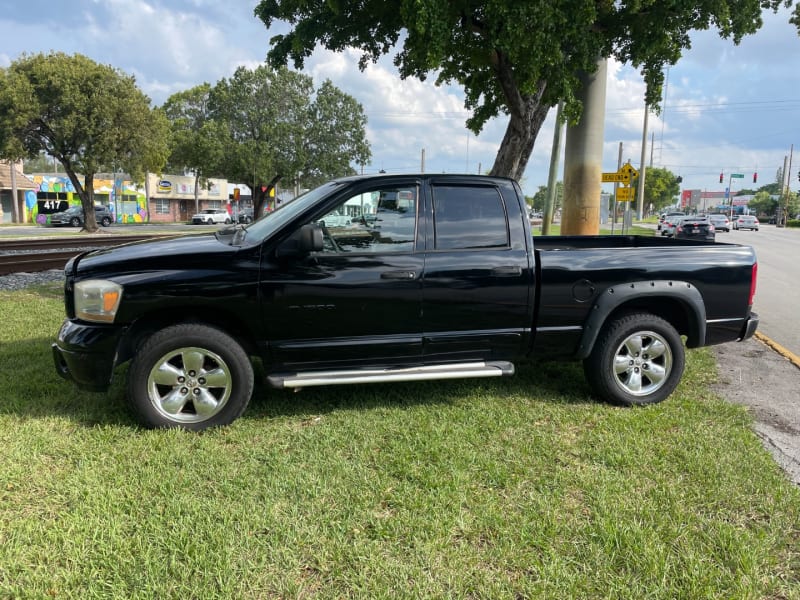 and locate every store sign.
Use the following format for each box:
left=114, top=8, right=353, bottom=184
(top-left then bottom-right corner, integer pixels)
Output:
left=158, top=180, right=172, bottom=193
